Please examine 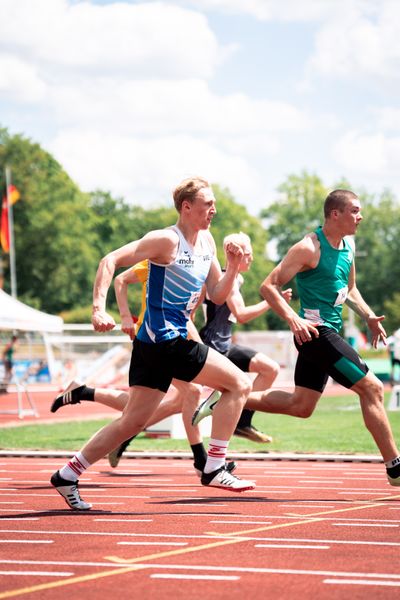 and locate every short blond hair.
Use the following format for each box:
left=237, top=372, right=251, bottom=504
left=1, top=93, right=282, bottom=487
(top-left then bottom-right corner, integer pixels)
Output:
left=223, top=232, right=251, bottom=253
left=172, top=177, right=210, bottom=212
